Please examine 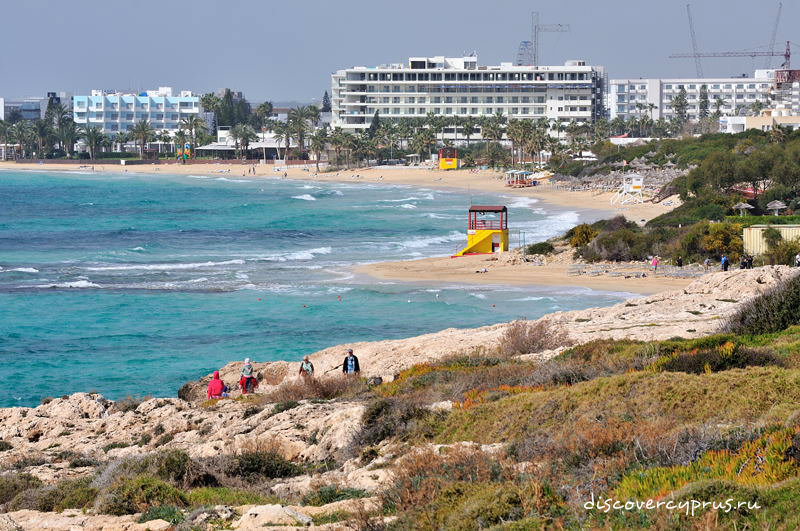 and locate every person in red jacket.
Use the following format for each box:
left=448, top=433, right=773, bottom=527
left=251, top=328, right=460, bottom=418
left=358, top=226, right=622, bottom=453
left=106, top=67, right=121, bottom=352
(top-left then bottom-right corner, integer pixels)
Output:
left=207, top=371, right=228, bottom=399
